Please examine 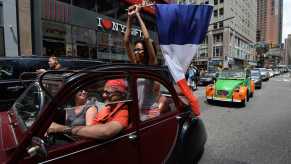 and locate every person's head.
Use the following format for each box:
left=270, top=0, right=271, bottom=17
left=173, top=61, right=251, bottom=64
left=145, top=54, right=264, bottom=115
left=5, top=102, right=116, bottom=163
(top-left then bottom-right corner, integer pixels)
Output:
left=103, top=79, right=127, bottom=103
left=74, top=90, right=88, bottom=106
left=48, top=56, right=60, bottom=70
left=134, top=39, right=148, bottom=64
